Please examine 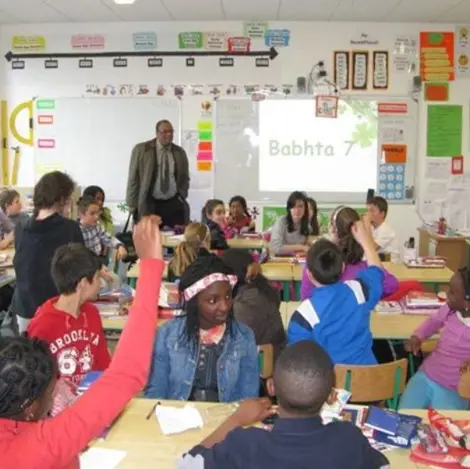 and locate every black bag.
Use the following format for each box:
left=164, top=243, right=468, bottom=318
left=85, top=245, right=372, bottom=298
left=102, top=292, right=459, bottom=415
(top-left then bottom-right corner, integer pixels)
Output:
left=115, top=213, right=138, bottom=263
